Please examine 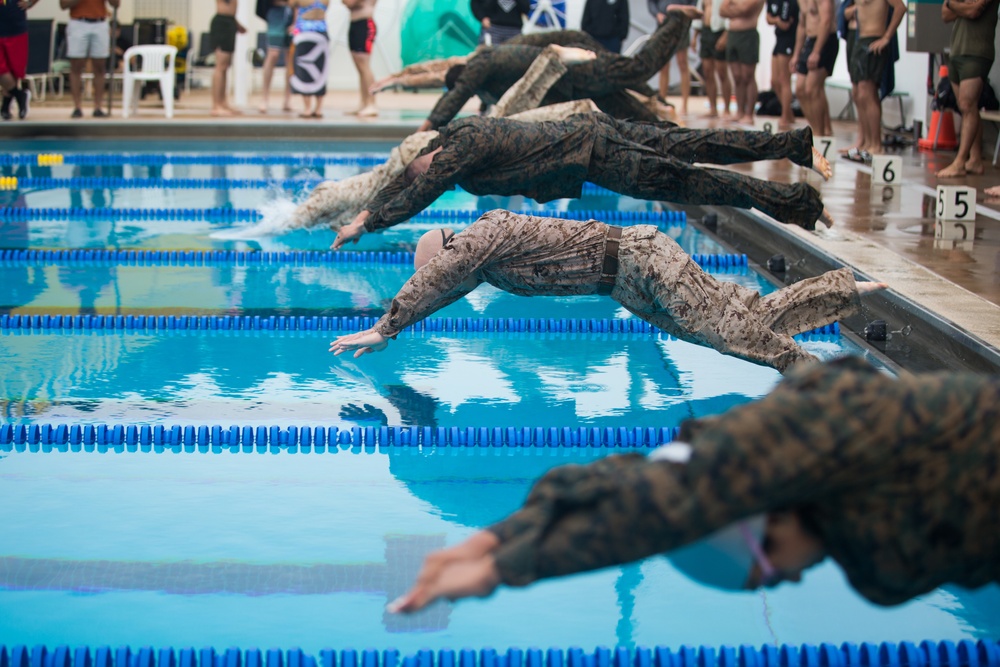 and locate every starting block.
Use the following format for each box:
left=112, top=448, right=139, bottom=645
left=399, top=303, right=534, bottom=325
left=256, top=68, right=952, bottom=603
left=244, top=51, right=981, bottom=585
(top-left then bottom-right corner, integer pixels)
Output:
left=871, top=155, right=902, bottom=185
left=936, top=186, right=976, bottom=221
